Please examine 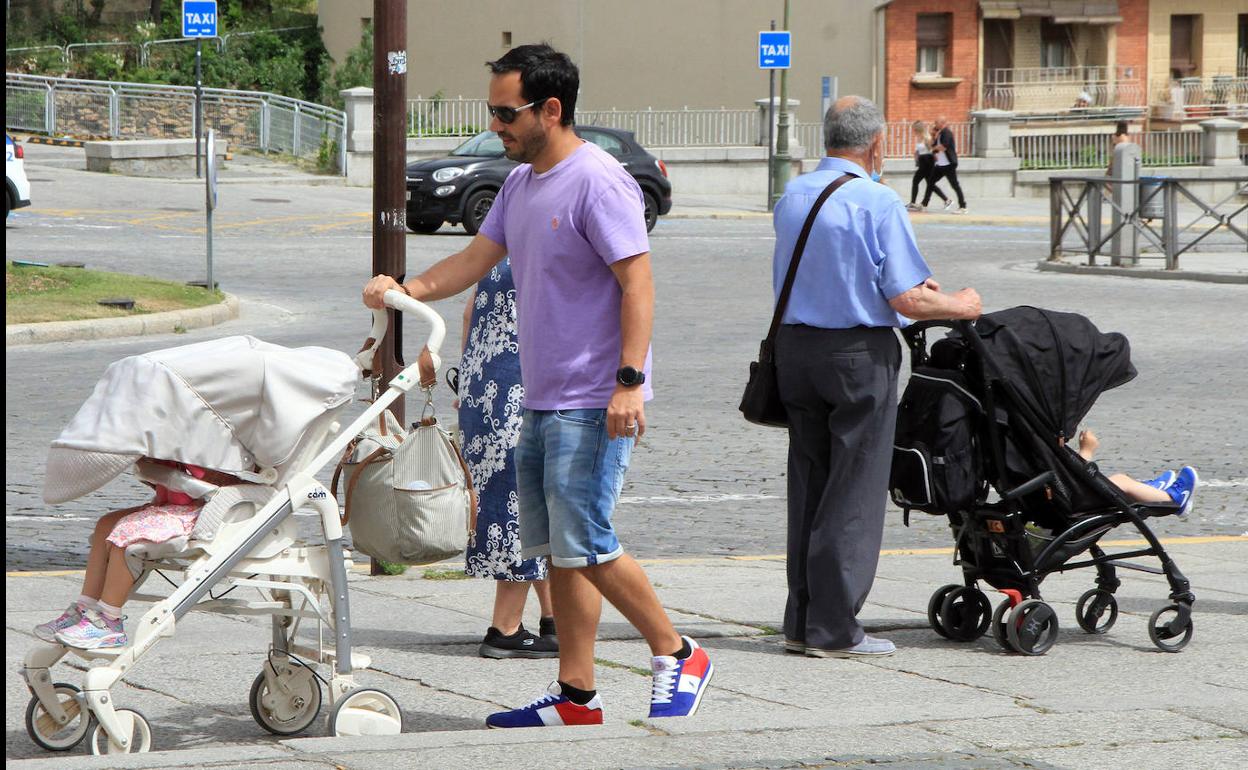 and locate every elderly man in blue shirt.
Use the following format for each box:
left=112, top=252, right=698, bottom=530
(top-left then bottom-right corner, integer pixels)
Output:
left=773, top=96, right=981, bottom=658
